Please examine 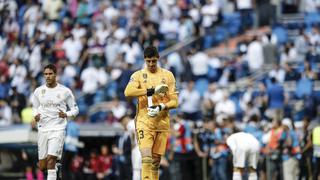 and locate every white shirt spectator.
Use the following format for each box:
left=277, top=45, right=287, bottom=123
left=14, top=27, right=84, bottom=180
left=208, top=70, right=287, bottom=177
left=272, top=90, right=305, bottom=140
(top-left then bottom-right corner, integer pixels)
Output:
left=201, top=1, right=220, bottom=28
left=120, top=41, right=142, bottom=65
left=189, top=5, right=201, bottom=24
left=167, top=52, right=184, bottom=76
left=269, top=66, right=286, bottom=83
left=304, top=0, right=318, bottom=12
left=189, top=51, right=209, bottom=76
left=215, top=91, right=236, bottom=116
left=38, top=20, right=58, bottom=36
left=0, top=36, right=6, bottom=59
left=179, top=18, right=194, bottom=41
left=0, top=100, right=12, bottom=126
left=148, top=3, right=162, bottom=23
left=105, top=39, right=121, bottom=66
left=236, top=0, right=252, bottom=9
left=246, top=39, right=264, bottom=71
left=62, top=36, right=83, bottom=64
left=80, top=66, right=108, bottom=94
left=204, top=84, right=224, bottom=104
left=71, top=25, right=87, bottom=40
left=9, top=61, right=27, bottom=89
left=103, top=3, right=119, bottom=23
left=96, top=26, right=110, bottom=44
left=29, top=44, right=42, bottom=78
left=179, top=85, right=201, bottom=113
left=160, top=17, right=180, bottom=40
left=280, top=47, right=298, bottom=65
left=42, top=0, right=64, bottom=20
